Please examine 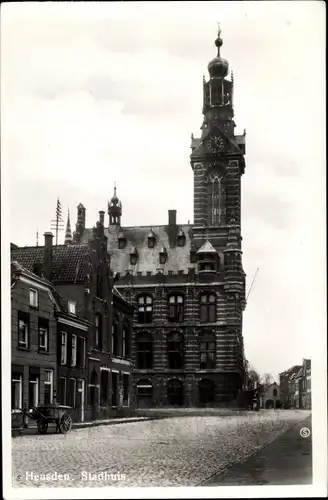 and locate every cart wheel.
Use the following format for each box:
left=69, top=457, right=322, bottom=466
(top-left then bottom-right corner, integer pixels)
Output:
left=37, top=421, right=48, bottom=434
left=59, top=412, right=72, bottom=434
